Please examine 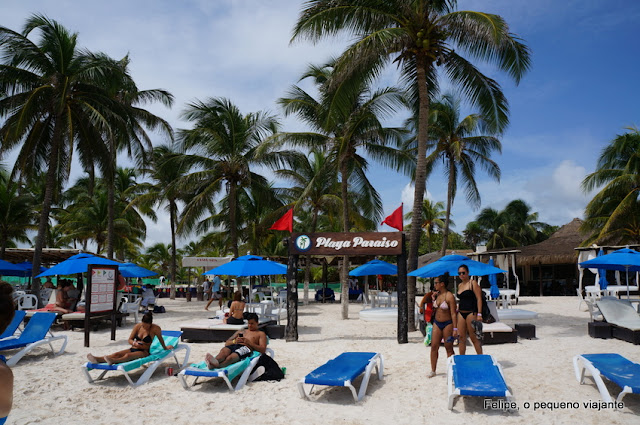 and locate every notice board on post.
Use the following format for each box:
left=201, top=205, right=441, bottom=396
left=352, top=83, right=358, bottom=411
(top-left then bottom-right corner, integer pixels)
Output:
left=84, top=265, right=119, bottom=347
